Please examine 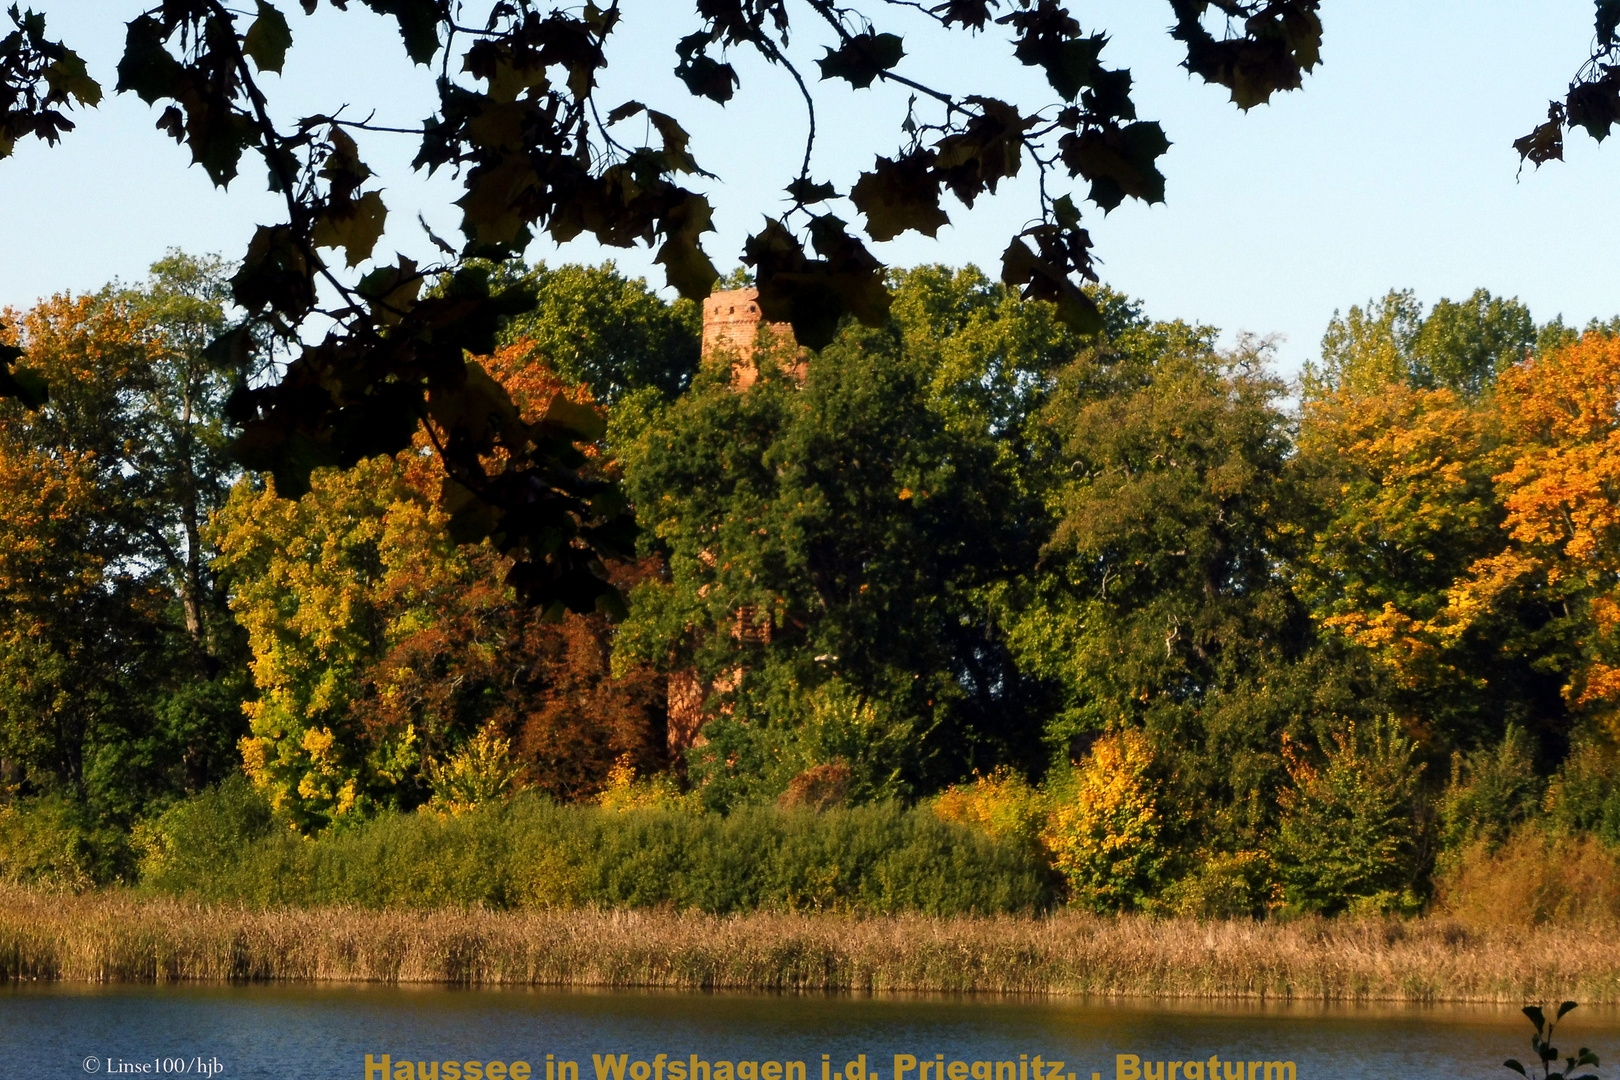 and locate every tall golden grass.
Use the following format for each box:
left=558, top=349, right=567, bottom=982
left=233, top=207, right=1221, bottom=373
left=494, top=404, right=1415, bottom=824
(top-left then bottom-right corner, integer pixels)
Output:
left=1436, top=831, right=1620, bottom=927
left=2, top=883, right=1618, bottom=1002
